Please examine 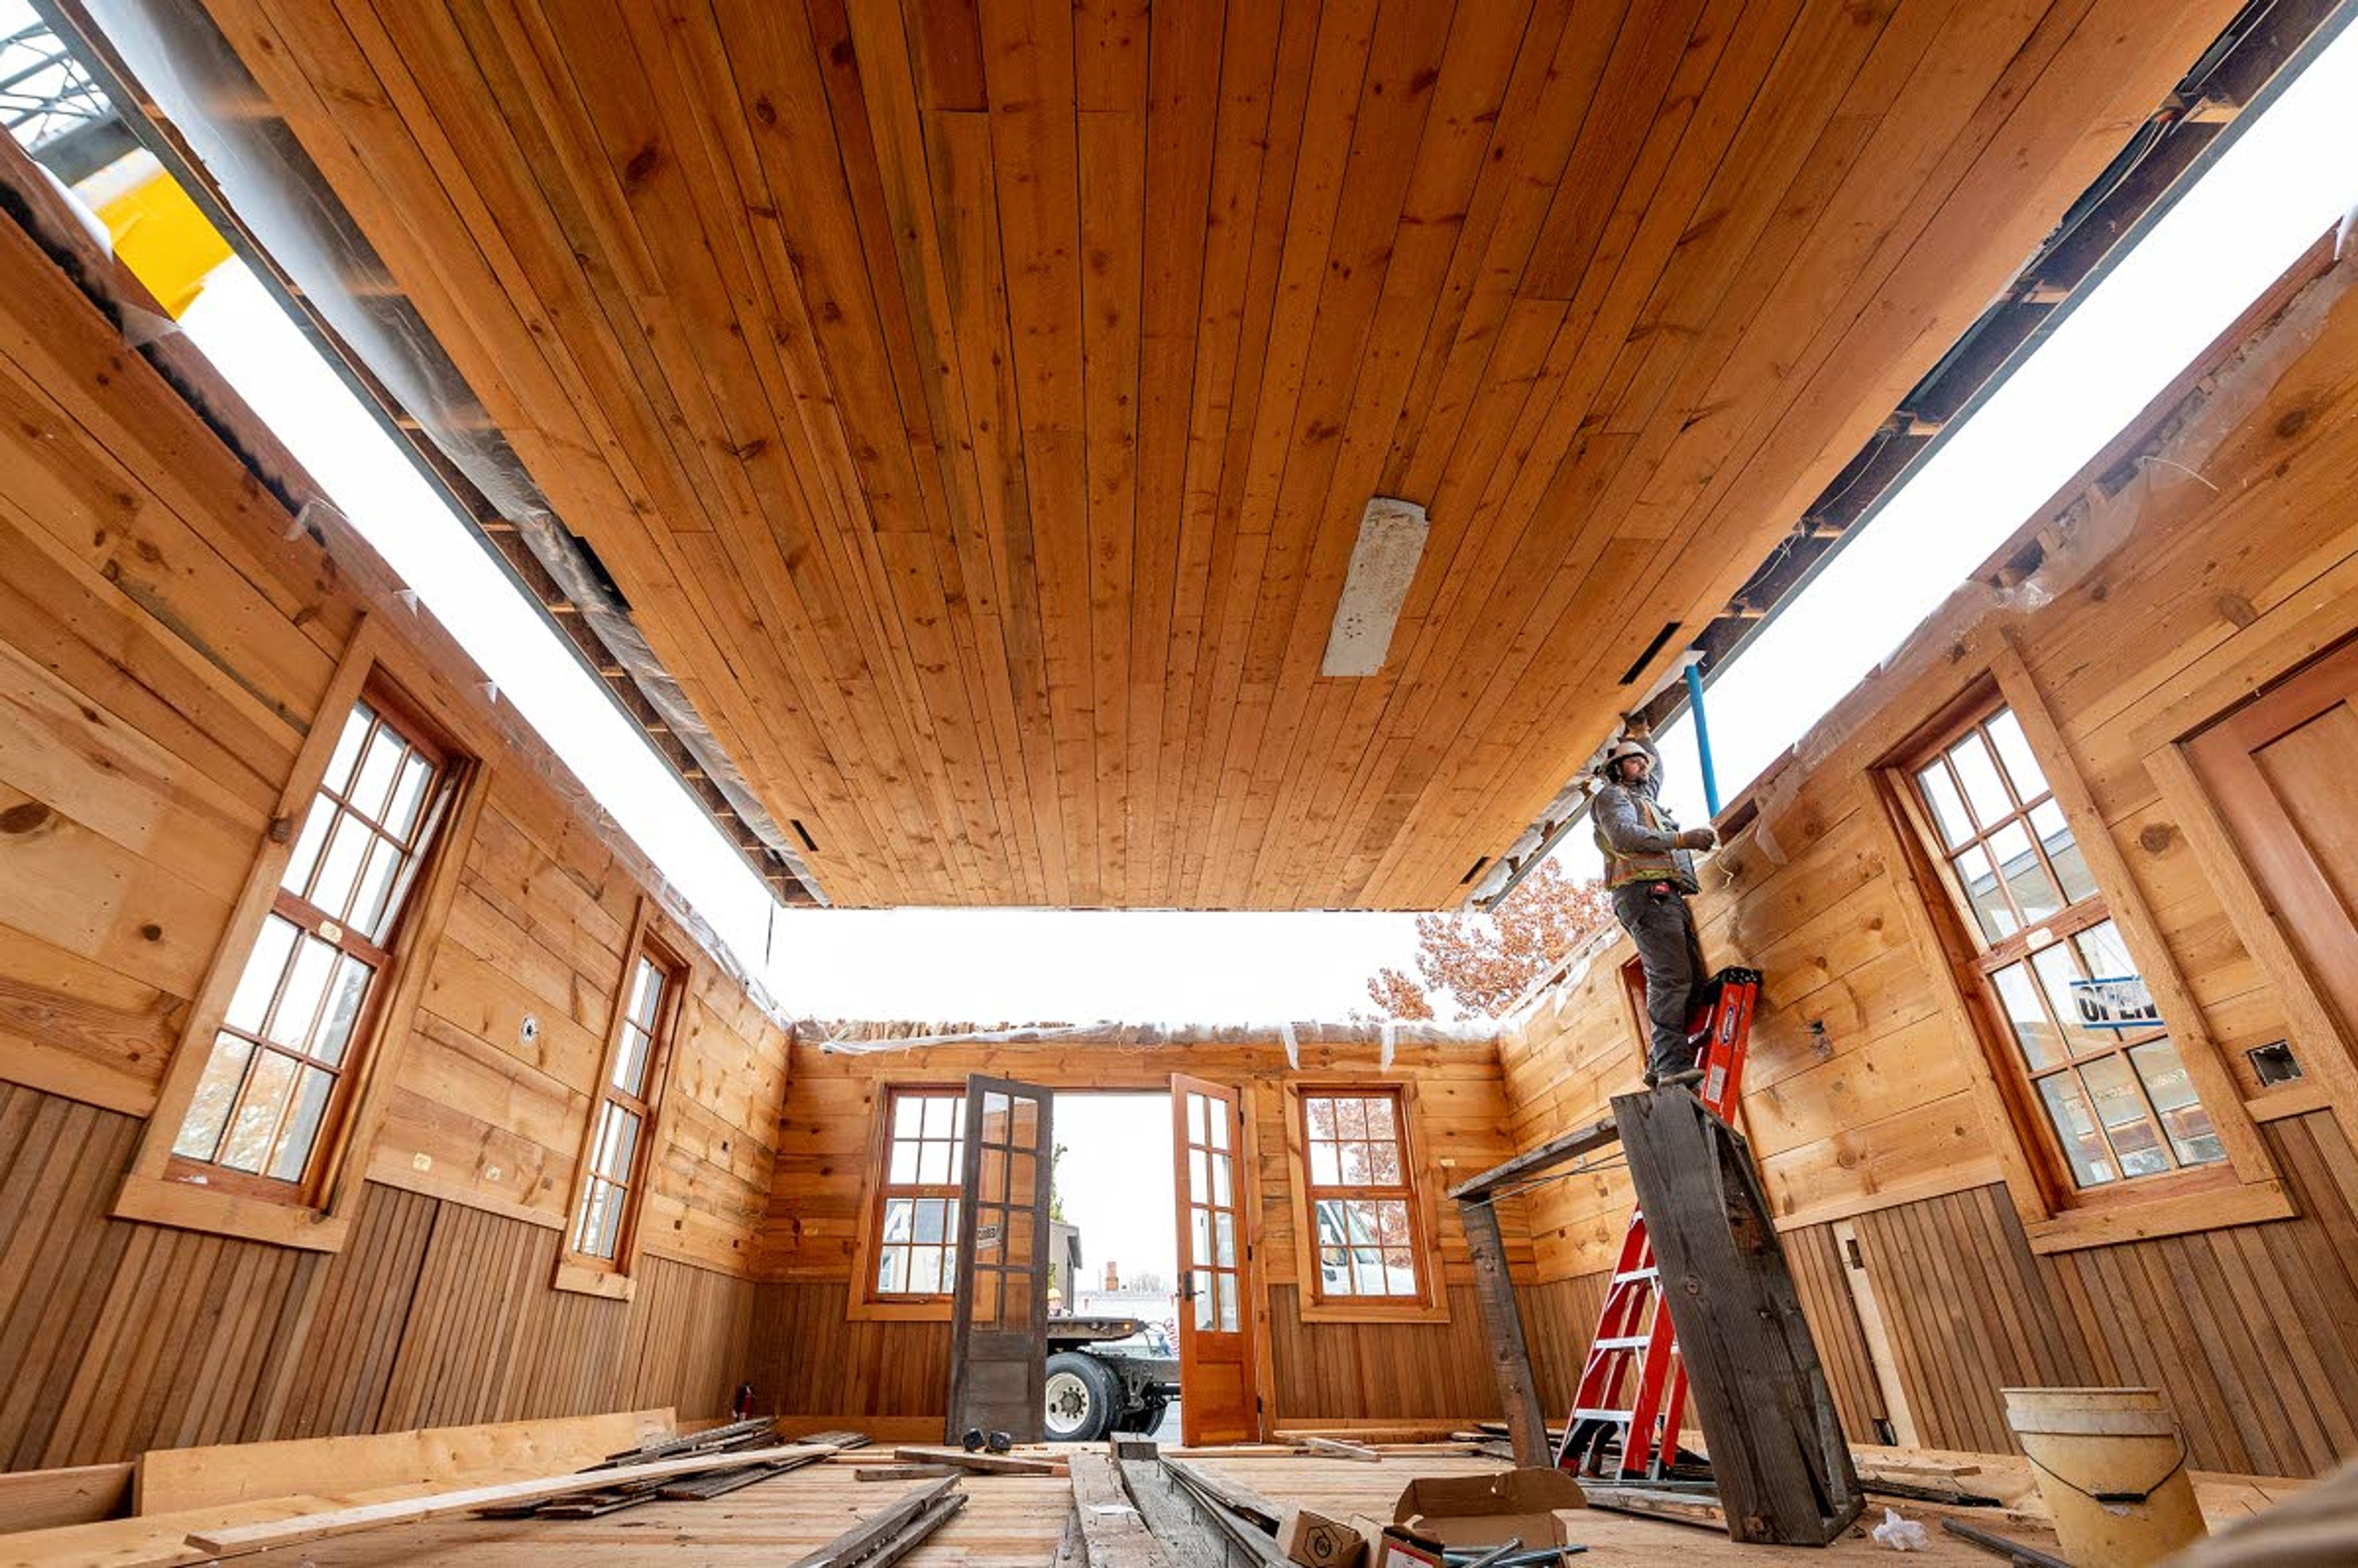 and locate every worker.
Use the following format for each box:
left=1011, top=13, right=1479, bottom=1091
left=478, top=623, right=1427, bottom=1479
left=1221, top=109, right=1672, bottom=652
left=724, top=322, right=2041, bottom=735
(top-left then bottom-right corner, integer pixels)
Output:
left=1593, top=721, right=1718, bottom=1087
